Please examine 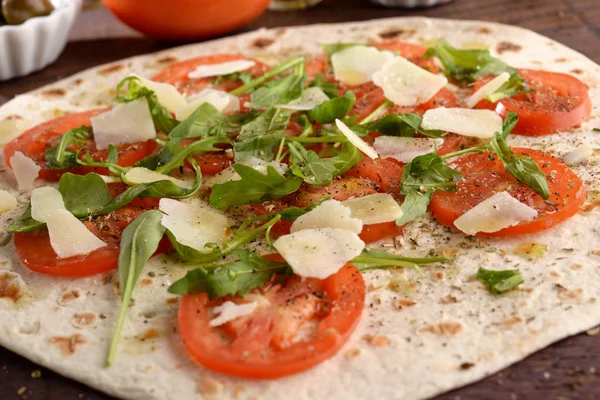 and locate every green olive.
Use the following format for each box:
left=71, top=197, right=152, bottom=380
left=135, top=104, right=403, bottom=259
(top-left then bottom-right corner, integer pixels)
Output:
left=1, top=0, right=54, bottom=25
